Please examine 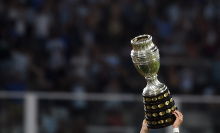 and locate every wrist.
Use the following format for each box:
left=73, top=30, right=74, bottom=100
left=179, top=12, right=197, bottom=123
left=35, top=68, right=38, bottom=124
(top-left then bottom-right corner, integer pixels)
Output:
left=173, top=125, right=179, bottom=128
